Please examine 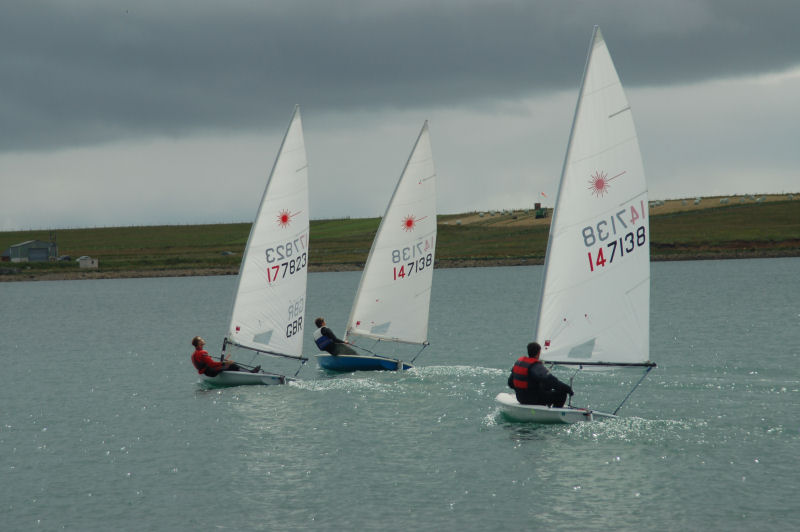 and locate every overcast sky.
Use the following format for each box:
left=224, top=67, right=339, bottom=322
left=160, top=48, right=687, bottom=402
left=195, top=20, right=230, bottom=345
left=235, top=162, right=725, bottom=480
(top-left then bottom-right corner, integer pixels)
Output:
left=2, top=0, right=799, bottom=230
